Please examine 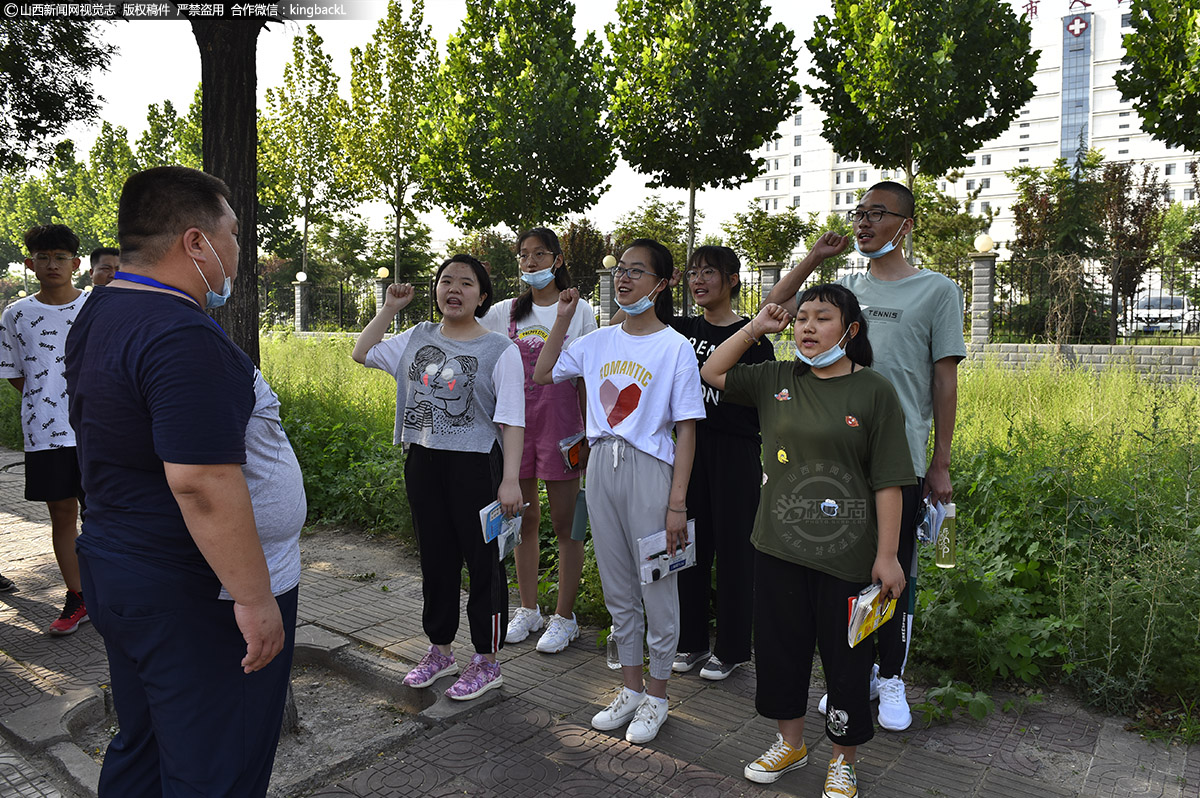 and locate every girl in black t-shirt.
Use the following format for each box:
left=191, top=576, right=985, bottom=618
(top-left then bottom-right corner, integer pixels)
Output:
left=663, top=246, right=774, bottom=680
